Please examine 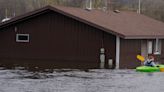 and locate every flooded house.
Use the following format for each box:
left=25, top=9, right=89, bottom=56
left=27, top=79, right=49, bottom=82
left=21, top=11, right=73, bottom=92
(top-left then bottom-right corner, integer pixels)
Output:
left=0, top=5, right=164, bottom=69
